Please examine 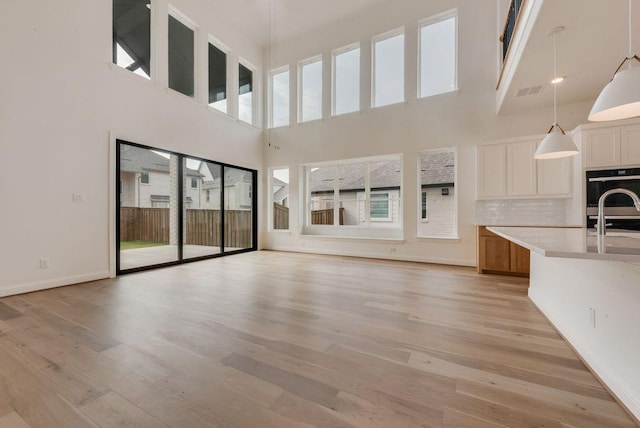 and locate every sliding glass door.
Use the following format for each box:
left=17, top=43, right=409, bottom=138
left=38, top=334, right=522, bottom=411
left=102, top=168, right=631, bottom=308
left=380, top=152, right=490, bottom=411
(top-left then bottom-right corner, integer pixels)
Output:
left=116, top=140, right=257, bottom=274
left=183, top=158, right=222, bottom=260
